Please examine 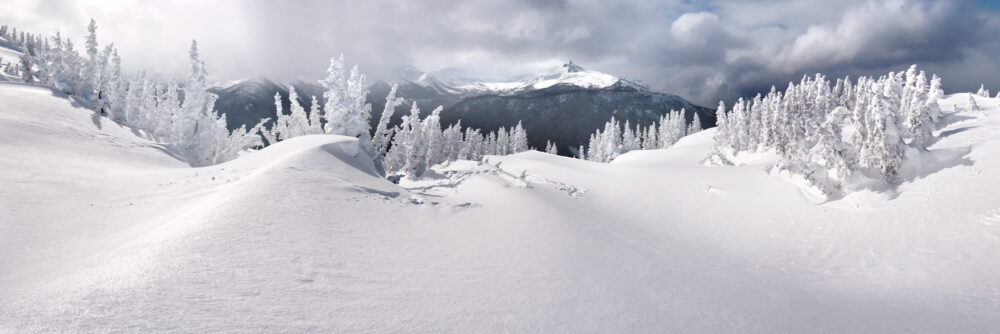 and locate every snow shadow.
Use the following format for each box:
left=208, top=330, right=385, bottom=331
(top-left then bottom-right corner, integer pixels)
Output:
left=898, top=146, right=973, bottom=183
left=937, top=126, right=974, bottom=138
left=147, top=143, right=188, bottom=163
left=43, top=86, right=104, bottom=130
left=936, top=113, right=976, bottom=129
left=317, top=140, right=382, bottom=178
